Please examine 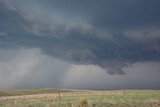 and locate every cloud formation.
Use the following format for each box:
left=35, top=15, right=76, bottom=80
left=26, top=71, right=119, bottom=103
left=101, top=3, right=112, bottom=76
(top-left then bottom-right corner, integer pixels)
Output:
left=0, top=48, right=160, bottom=89
left=0, top=0, right=160, bottom=76
left=0, top=48, right=70, bottom=88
